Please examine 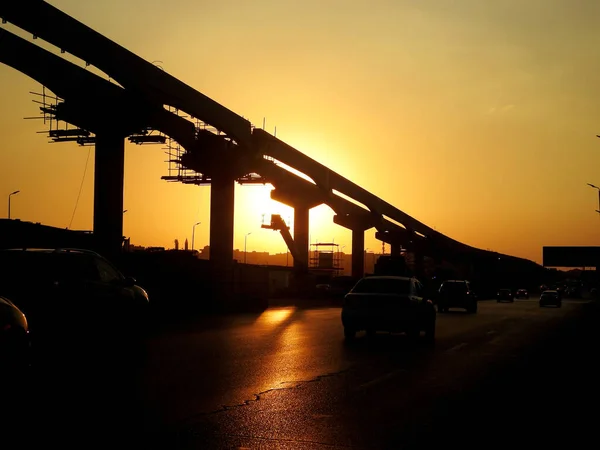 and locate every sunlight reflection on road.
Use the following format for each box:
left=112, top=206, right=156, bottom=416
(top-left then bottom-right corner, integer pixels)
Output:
left=255, top=307, right=296, bottom=326
left=252, top=307, right=316, bottom=392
